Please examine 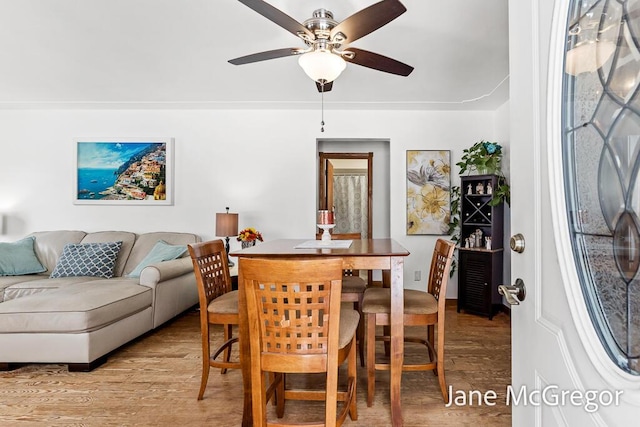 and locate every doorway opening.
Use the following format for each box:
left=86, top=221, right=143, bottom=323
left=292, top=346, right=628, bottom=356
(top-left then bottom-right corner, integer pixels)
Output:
left=316, top=139, right=390, bottom=239
left=319, top=152, right=373, bottom=238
